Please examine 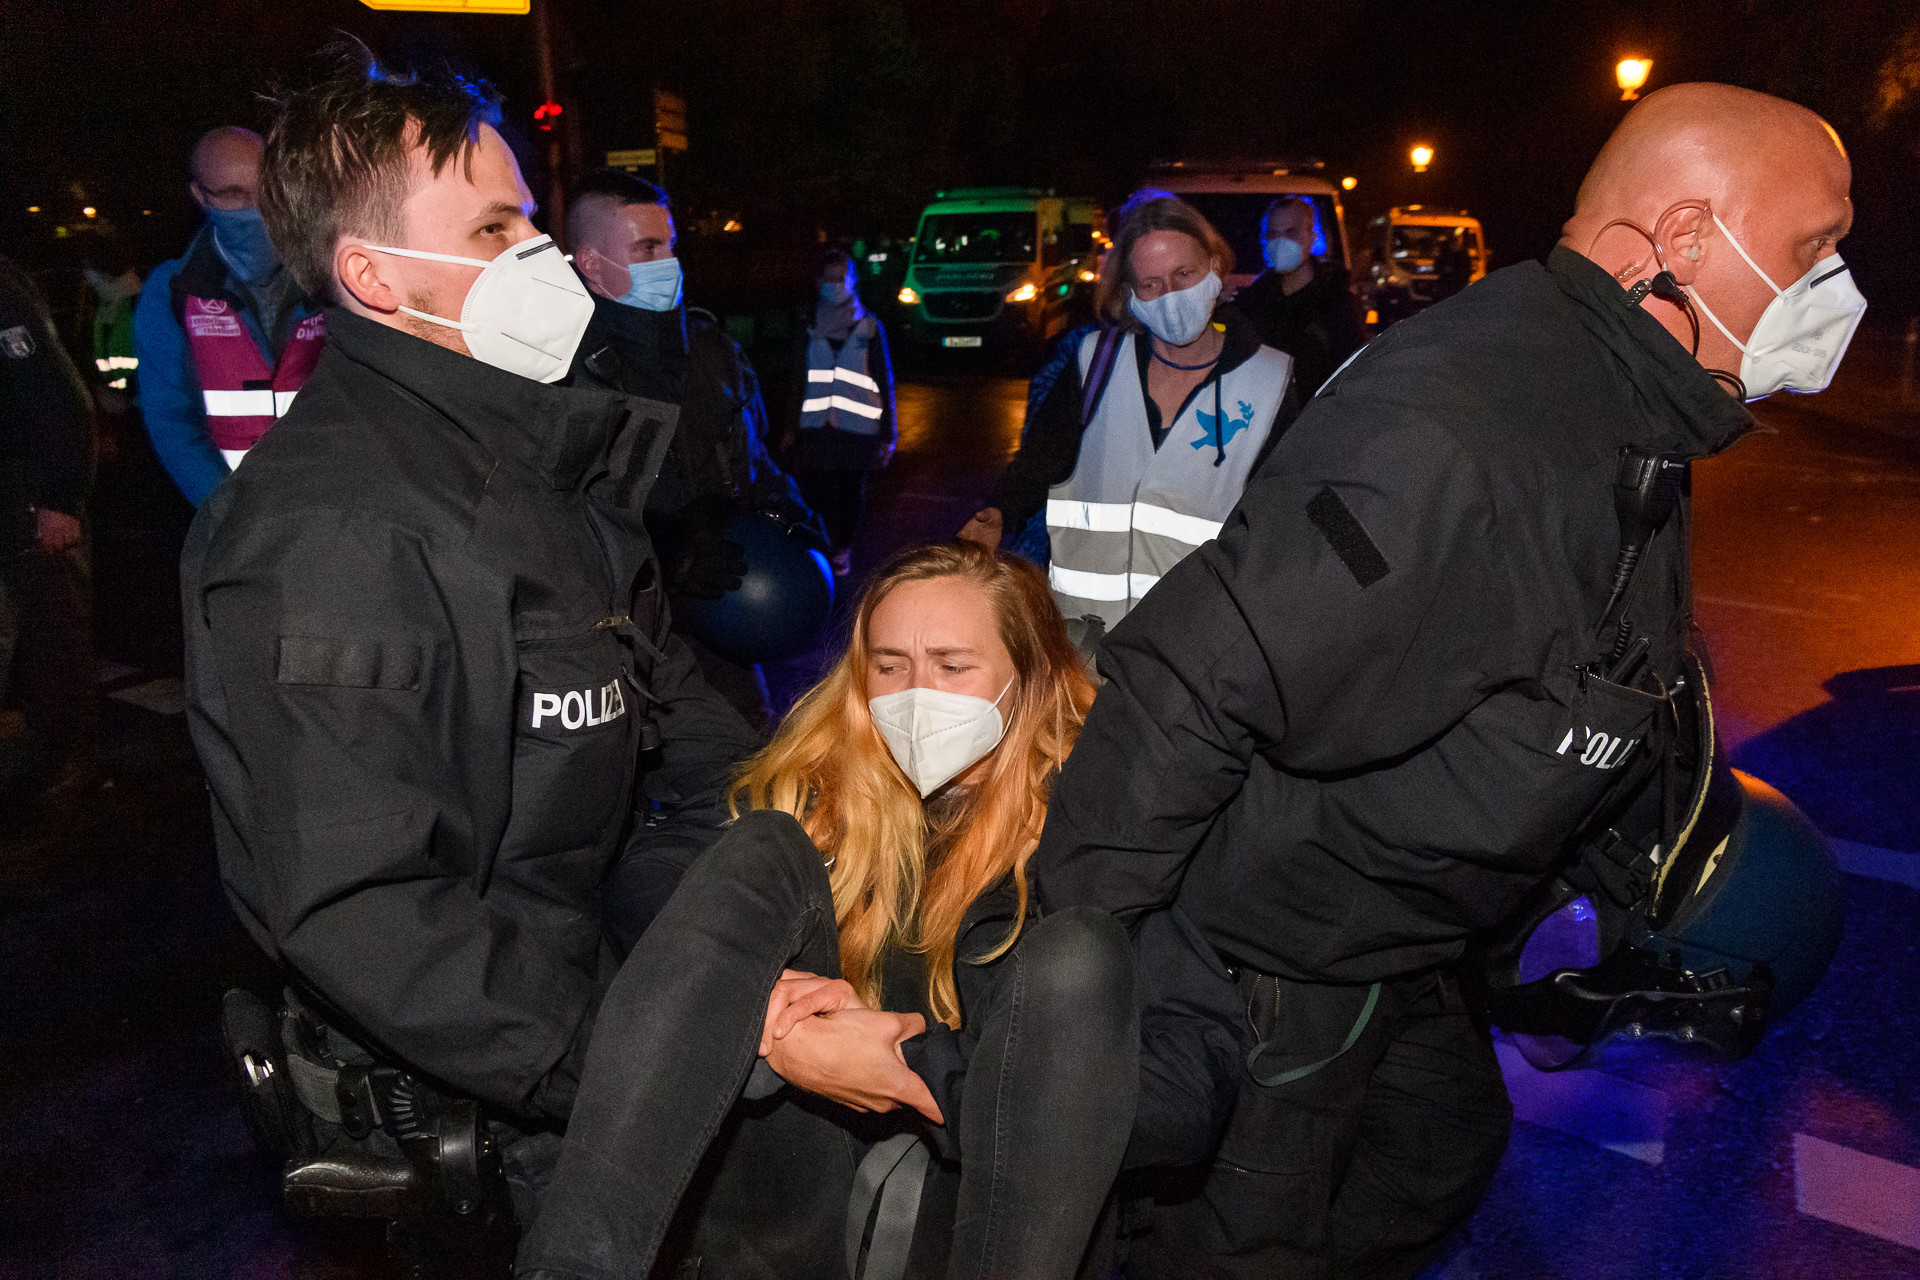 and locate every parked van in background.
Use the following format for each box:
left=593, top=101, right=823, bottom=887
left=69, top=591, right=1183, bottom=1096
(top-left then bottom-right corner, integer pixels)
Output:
left=1360, top=206, right=1488, bottom=326
left=896, top=188, right=1104, bottom=359
left=1144, top=160, right=1352, bottom=292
